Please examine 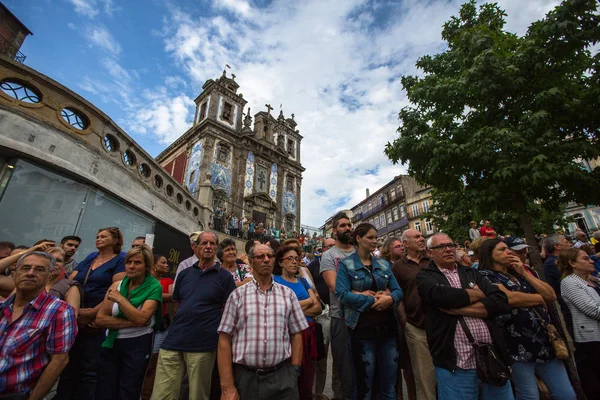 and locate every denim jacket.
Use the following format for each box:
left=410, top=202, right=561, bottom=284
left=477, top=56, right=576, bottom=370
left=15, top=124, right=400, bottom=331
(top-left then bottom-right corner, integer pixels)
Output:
left=335, top=252, right=403, bottom=329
